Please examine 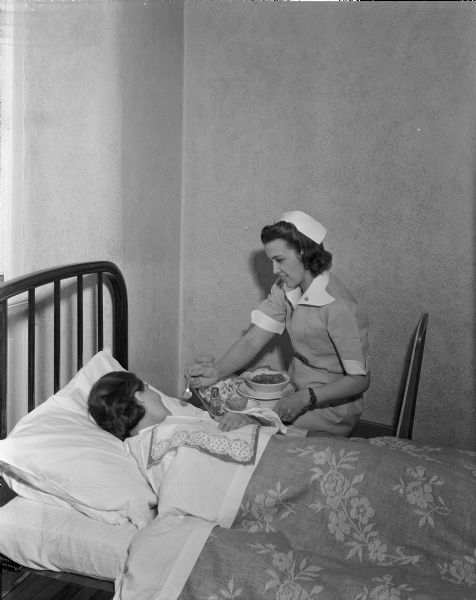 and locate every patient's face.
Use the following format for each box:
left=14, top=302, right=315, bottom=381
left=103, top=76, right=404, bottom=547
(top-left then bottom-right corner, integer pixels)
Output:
left=131, top=383, right=171, bottom=435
